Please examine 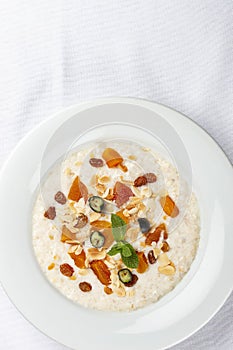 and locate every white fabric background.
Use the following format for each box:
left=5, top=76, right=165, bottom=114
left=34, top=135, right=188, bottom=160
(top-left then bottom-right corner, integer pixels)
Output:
left=0, top=1, right=232, bottom=349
